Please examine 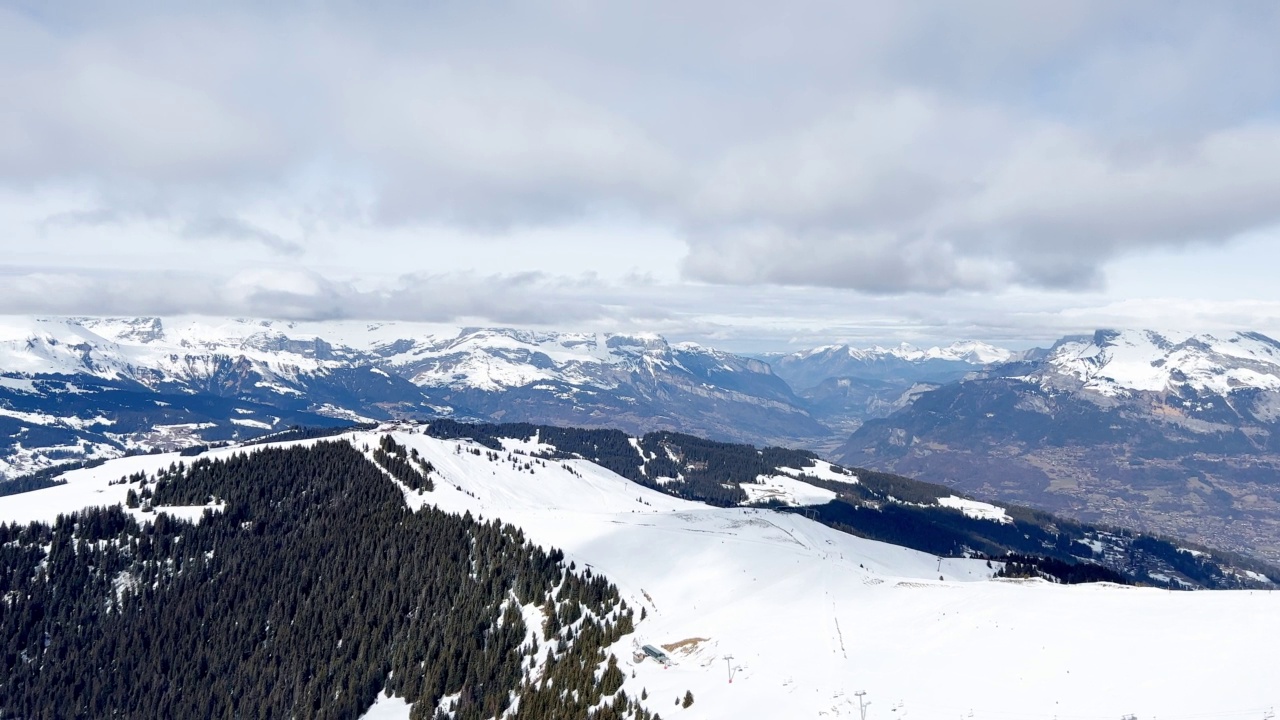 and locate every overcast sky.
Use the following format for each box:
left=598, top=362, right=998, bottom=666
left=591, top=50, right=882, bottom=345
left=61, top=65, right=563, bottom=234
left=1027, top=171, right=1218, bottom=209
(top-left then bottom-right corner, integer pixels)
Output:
left=4, top=1, right=1280, bottom=351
